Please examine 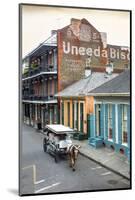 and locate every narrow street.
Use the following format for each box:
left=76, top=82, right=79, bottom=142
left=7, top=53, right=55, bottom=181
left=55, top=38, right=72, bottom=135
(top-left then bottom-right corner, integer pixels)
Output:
left=20, top=124, right=130, bottom=195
